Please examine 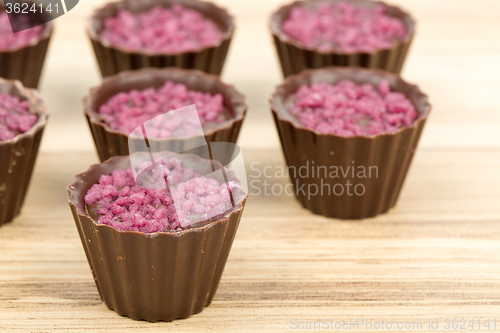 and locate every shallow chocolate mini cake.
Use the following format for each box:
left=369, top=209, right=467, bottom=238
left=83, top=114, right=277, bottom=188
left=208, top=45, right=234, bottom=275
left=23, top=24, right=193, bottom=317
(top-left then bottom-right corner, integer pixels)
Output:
left=0, top=79, right=49, bottom=227
left=270, top=67, right=431, bottom=219
left=84, top=67, right=247, bottom=162
left=271, top=0, right=415, bottom=77
left=88, top=0, right=235, bottom=77
left=68, top=152, right=247, bottom=322
left=0, top=2, right=53, bottom=88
